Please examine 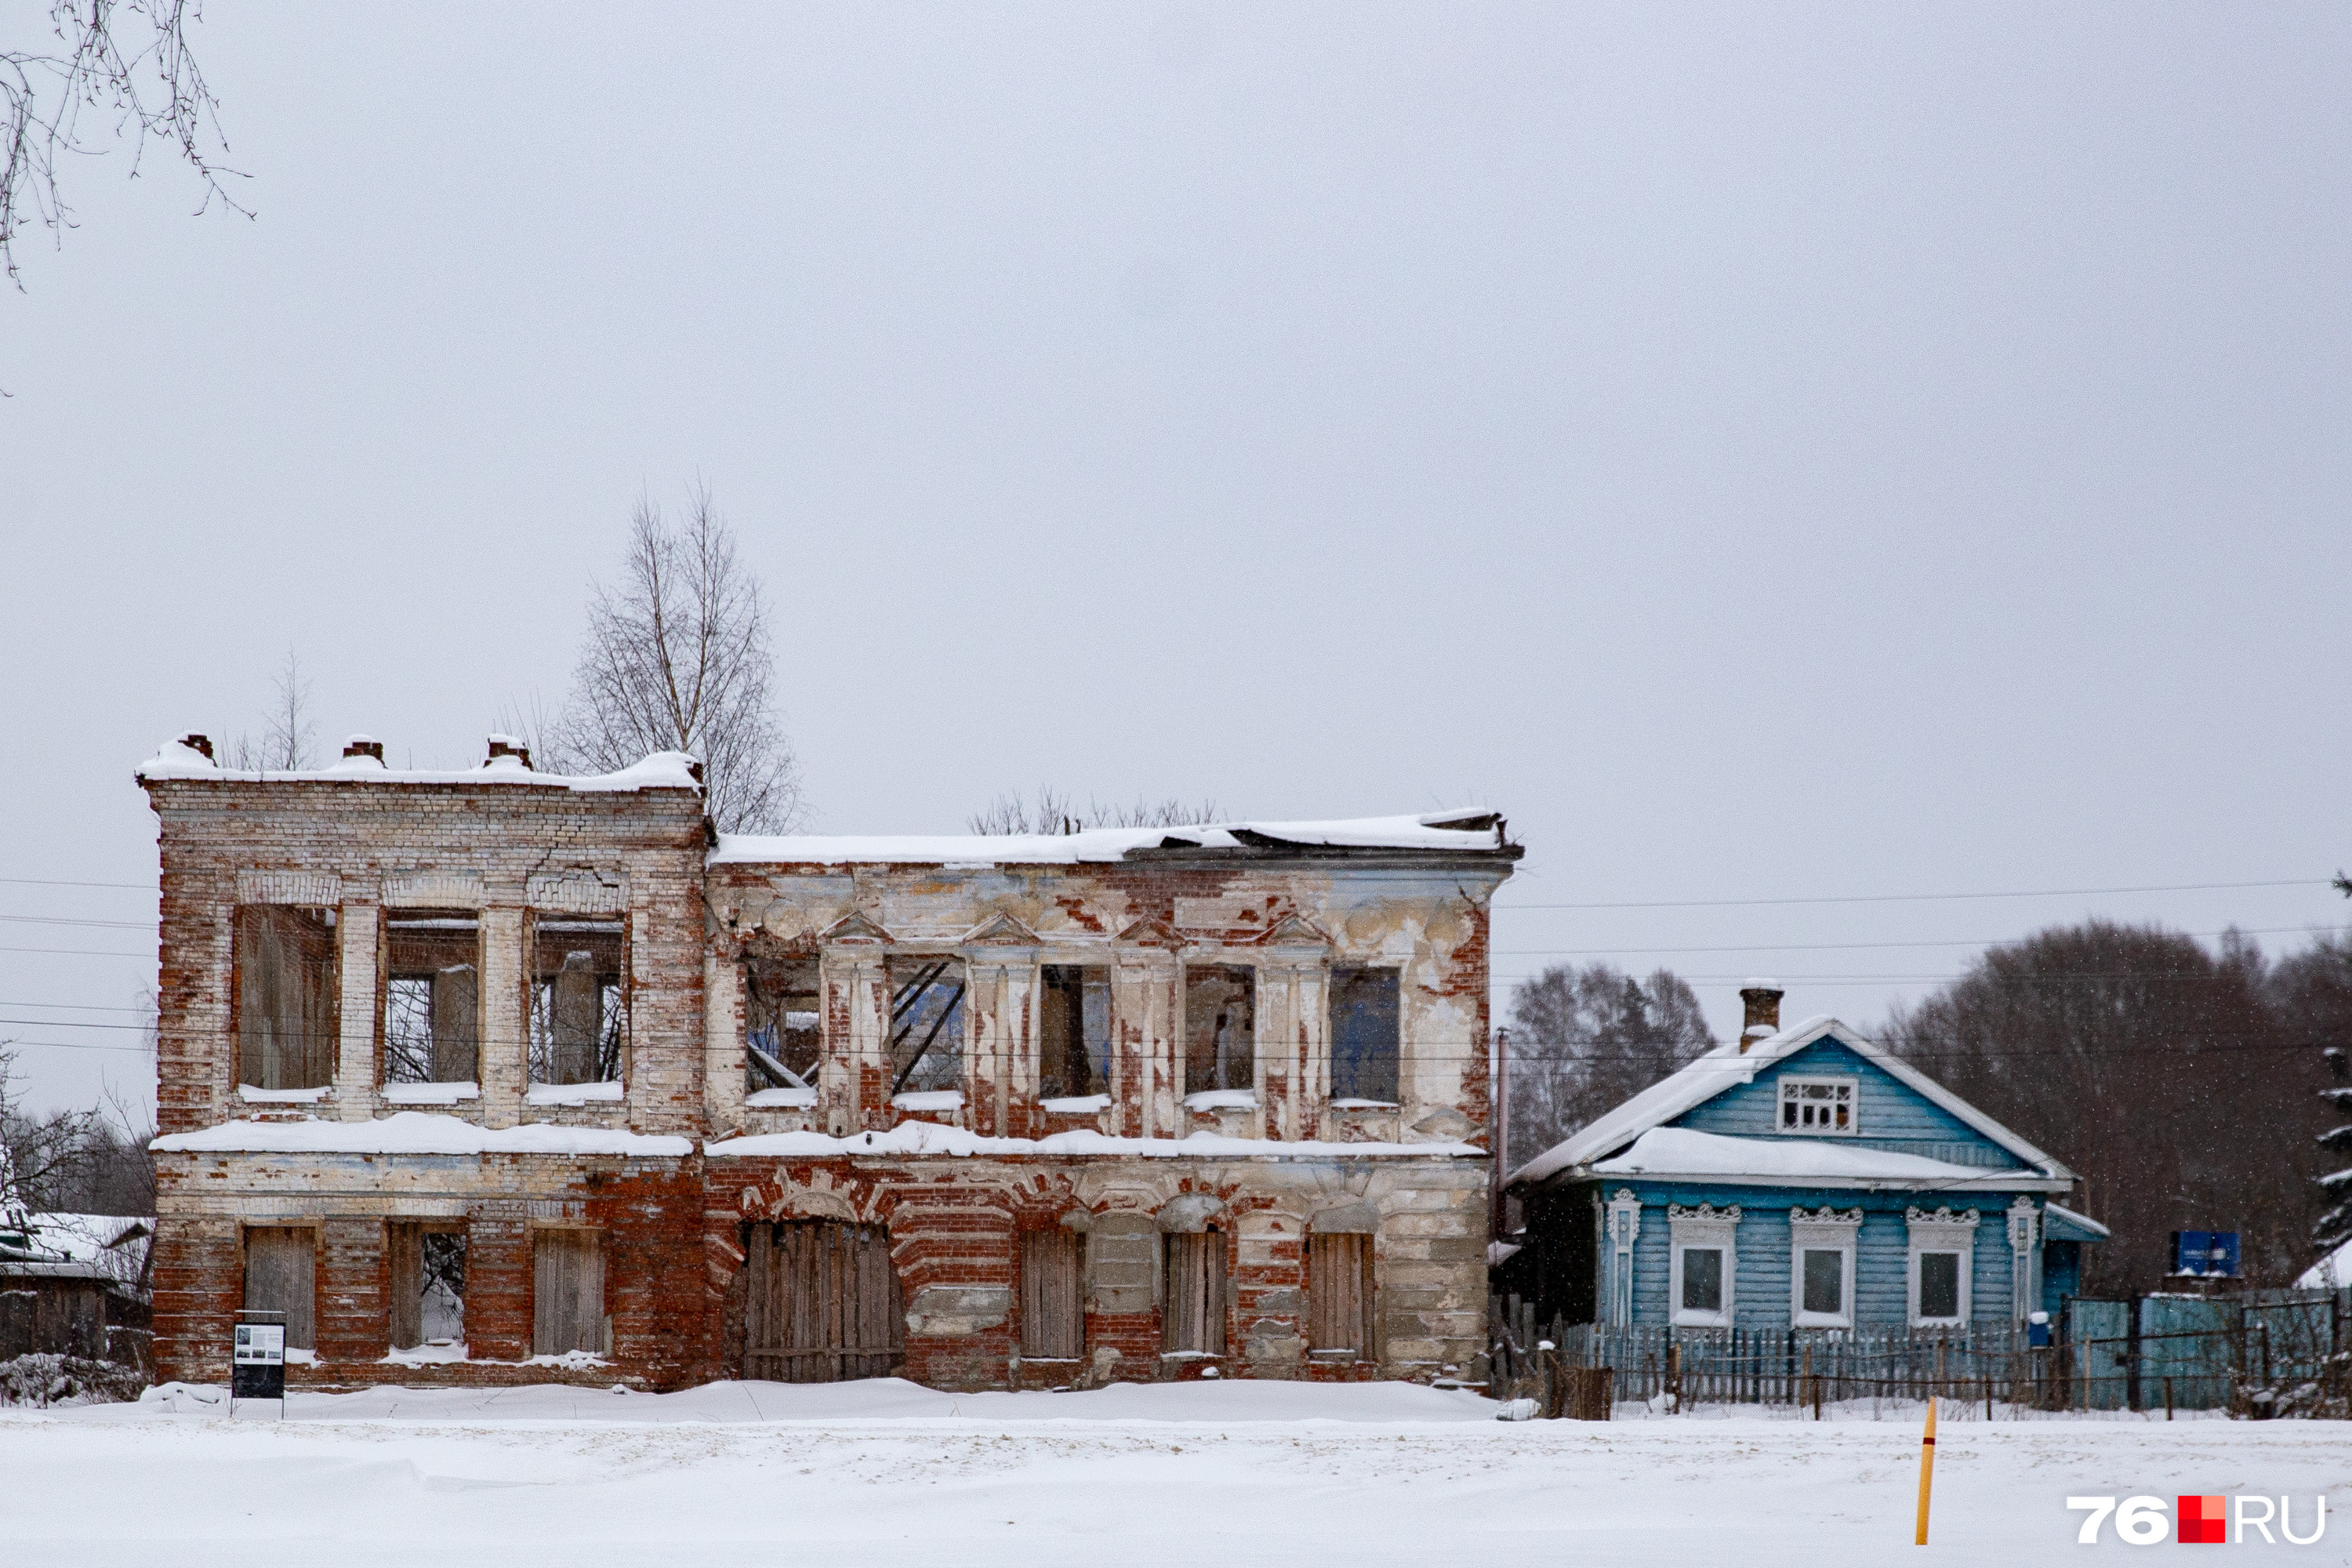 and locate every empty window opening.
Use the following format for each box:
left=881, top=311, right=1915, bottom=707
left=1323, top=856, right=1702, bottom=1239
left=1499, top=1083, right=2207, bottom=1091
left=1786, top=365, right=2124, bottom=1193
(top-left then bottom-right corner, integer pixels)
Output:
left=1307, top=1232, right=1375, bottom=1356
left=234, top=906, right=339, bottom=1091
left=532, top=1229, right=606, bottom=1357
left=742, top=1220, right=904, bottom=1382
left=1917, top=1251, right=1962, bottom=1321
left=1183, top=966, right=1254, bottom=1094
left=1162, top=1229, right=1227, bottom=1356
left=887, top=956, right=967, bottom=1096
left=1039, top=966, right=1111, bottom=1101
left=745, top=958, right=821, bottom=1094
left=530, top=917, right=626, bottom=1087
left=243, top=1226, right=316, bottom=1351
left=1328, top=967, right=1400, bottom=1104
left=383, top=910, right=480, bottom=1084
left=389, top=1223, right=466, bottom=1350
left=1778, top=1076, right=1857, bottom=1134
left=1019, top=1228, right=1084, bottom=1359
